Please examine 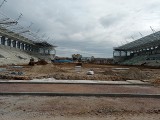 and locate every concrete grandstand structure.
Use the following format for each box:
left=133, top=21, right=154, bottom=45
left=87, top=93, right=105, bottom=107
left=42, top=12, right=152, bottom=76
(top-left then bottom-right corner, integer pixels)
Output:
left=0, top=26, right=56, bottom=65
left=0, top=0, right=56, bottom=65
left=113, top=31, right=160, bottom=65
